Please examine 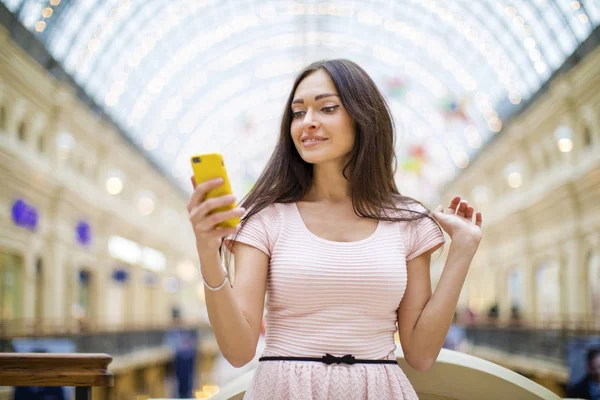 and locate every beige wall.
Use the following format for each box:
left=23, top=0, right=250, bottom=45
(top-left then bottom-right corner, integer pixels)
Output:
left=441, top=44, right=600, bottom=325
left=0, top=25, right=206, bottom=328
